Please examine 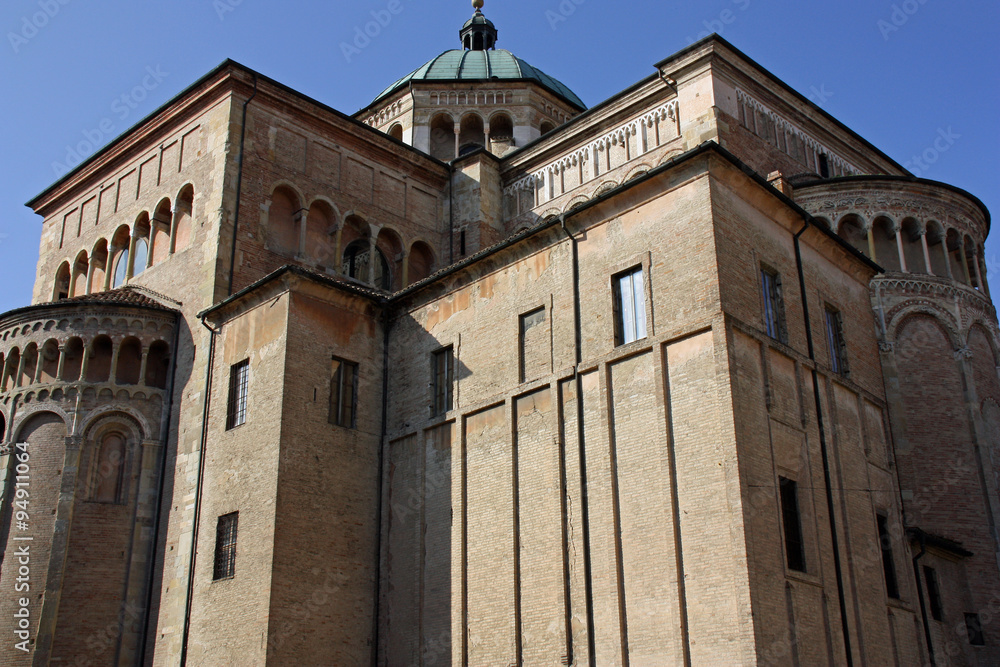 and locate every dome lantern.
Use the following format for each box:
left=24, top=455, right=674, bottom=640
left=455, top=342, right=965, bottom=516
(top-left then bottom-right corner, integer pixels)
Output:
left=460, top=0, right=497, bottom=51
